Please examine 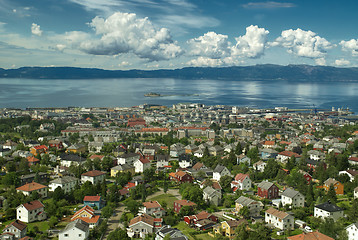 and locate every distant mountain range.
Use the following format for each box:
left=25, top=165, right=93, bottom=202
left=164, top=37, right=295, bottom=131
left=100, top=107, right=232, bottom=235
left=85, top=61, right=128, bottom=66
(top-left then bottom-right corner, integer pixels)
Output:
left=1, top=64, right=358, bottom=81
